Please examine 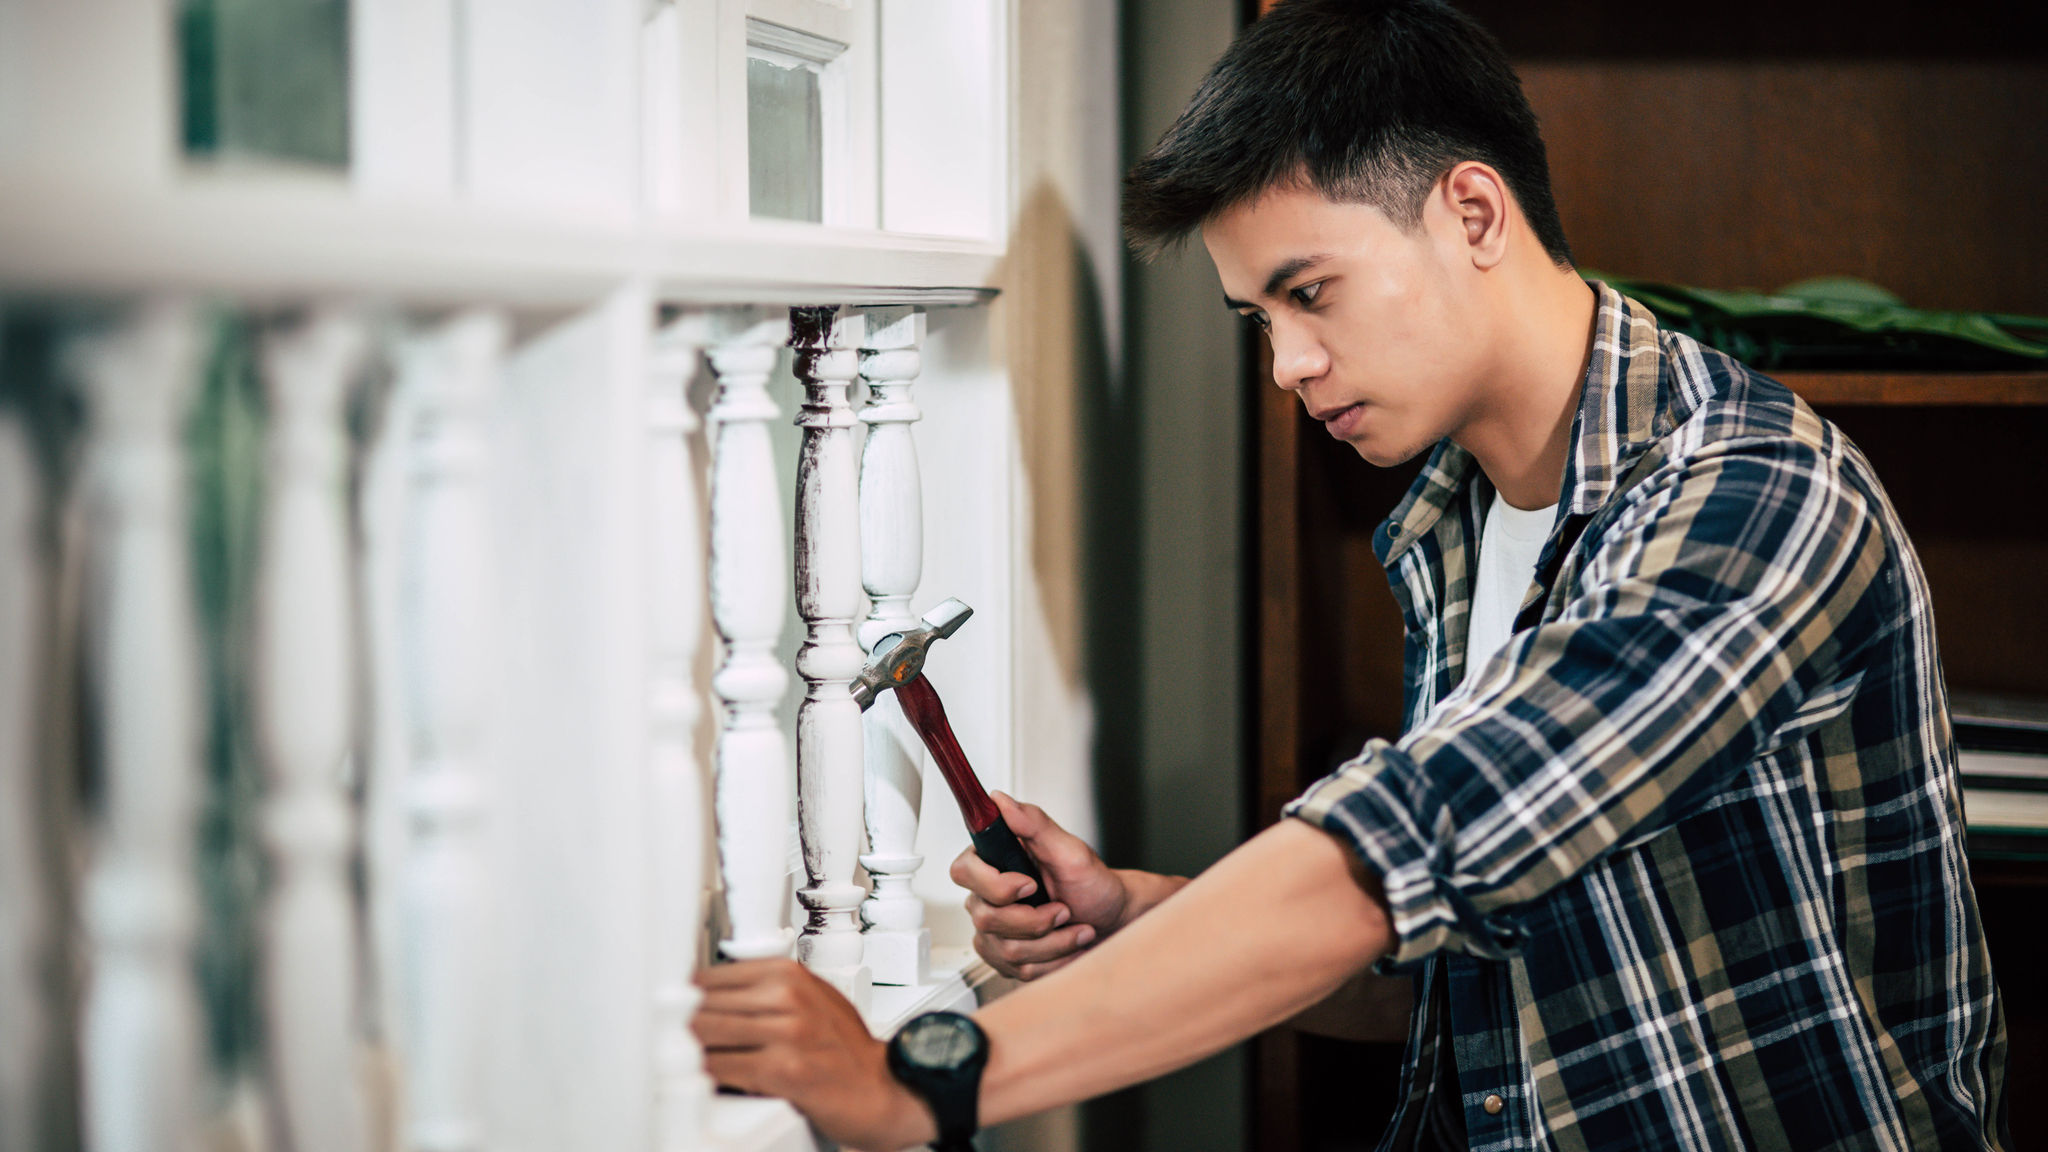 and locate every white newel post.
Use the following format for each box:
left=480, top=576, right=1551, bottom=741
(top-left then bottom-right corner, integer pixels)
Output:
left=399, top=311, right=506, bottom=1152
left=0, top=403, right=48, bottom=1152
left=69, top=300, right=207, bottom=1152
left=855, top=307, right=931, bottom=987
left=705, top=310, right=796, bottom=964
left=645, top=316, right=715, bottom=1149
left=254, top=308, right=370, bottom=1152
left=789, top=307, right=872, bottom=1010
